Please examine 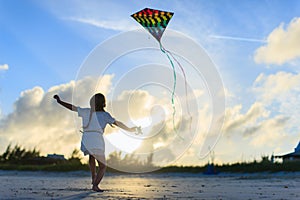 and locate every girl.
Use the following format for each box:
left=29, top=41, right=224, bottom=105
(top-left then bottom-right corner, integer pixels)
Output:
left=53, top=93, right=138, bottom=192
